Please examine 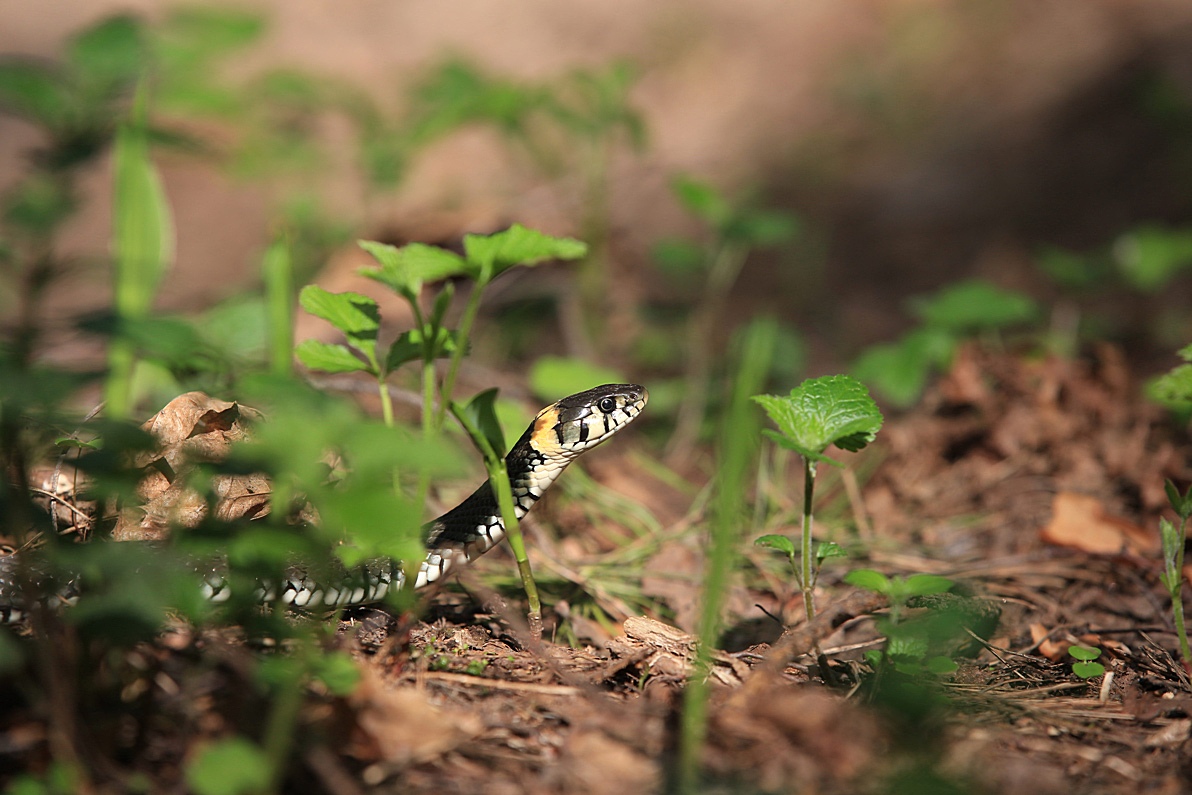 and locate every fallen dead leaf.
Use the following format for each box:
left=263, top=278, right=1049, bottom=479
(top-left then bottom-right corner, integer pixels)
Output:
left=347, top=667, right=481, bottom=764
left=1039, top=492, right=1159, bottom=556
